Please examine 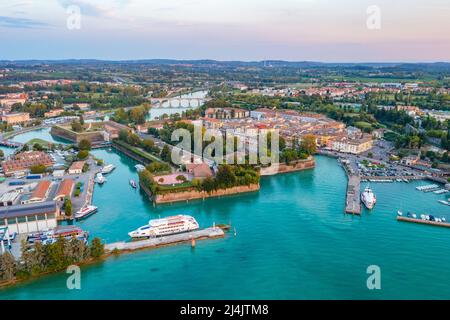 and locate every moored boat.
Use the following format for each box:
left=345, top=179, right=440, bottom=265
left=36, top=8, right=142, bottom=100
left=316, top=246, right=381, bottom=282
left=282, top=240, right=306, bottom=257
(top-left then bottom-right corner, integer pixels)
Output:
left=361, top=185, right=376, bottom=209
left=75, top=205, right=98, bottom=220
left=130, top=179, right=137, bottom=188
left=128, top=215, right=199, bottom=238
left=101, top=164, right=116, bottom=174
left=95, top=172, right=106, bottom=184
left=135, top=164, right=145, bottom=172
